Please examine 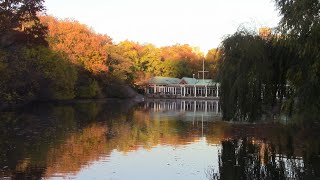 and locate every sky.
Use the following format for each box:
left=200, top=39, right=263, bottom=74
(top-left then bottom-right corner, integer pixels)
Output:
left=44, top=0, right=281, bottom=54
